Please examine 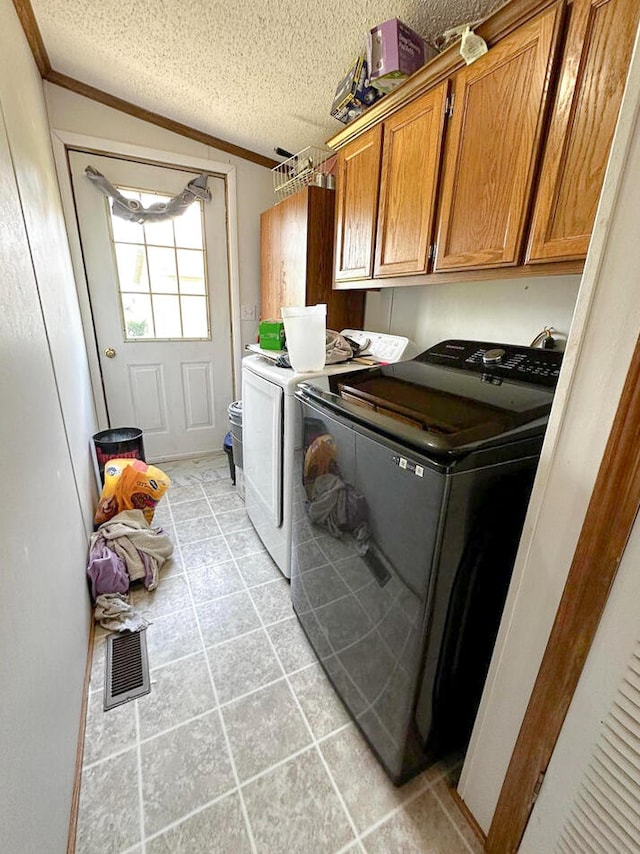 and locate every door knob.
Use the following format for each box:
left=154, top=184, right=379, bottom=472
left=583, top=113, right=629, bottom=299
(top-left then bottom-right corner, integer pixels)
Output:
left=104, top=347, right=116, bottom=358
